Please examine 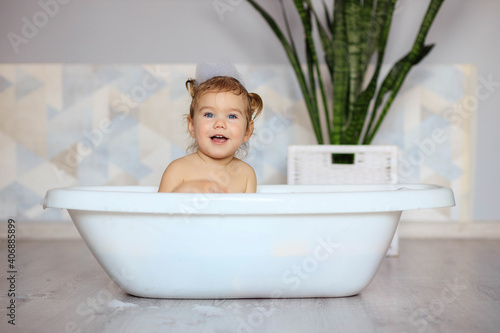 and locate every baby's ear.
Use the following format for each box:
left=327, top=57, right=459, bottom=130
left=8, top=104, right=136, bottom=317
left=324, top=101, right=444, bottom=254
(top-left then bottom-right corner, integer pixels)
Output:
left=187, top=116, right=196, bottom=138
left=244, top=121, right=254, bottom=142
